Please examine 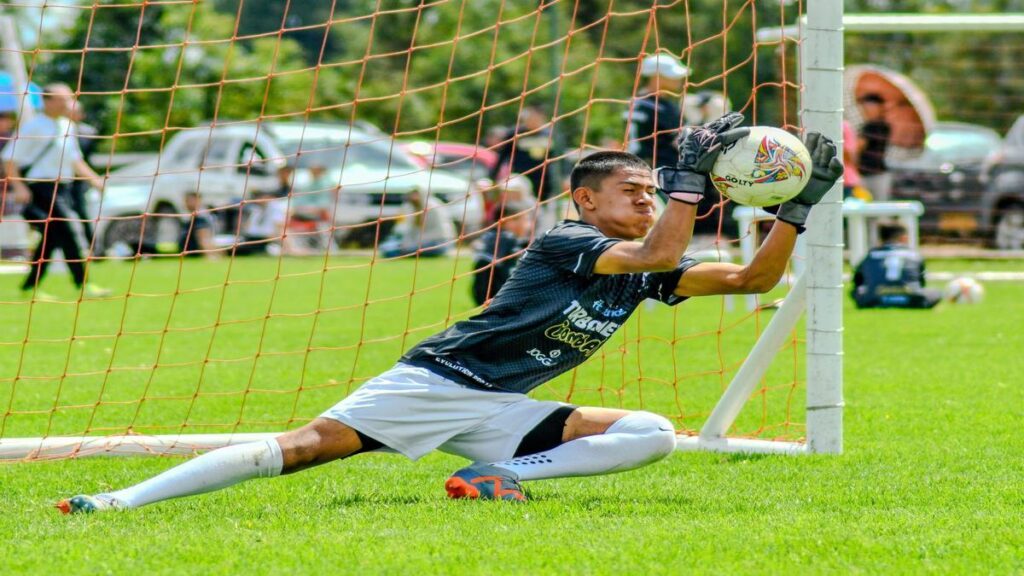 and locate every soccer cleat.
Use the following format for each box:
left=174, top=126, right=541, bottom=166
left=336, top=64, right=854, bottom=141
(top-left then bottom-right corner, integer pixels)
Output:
left=82, top=283, right=112, bottom=298
left=445, top=463, right=526, bottom=502
left=20, top=288, right=59, bottom=302
left=55, top=494, right=120, bottom=515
